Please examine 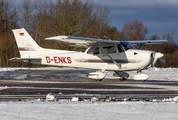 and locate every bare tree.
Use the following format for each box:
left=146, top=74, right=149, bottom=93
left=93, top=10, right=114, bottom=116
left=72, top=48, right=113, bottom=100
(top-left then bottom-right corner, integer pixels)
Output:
left=0, top=0, right=20, bottom=67
left=19, top=0, right=33, bottom=32
left=162, top=31, right=176, bottom=45
left=0, top=0, right=16, bottom=33
left=32, top=0, right=113, bottom=50
left=160, top=31, right=178, bottom=53
left=122, top=20, right=149, bottom=40
left=30, top=0, right=48, bottom=44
